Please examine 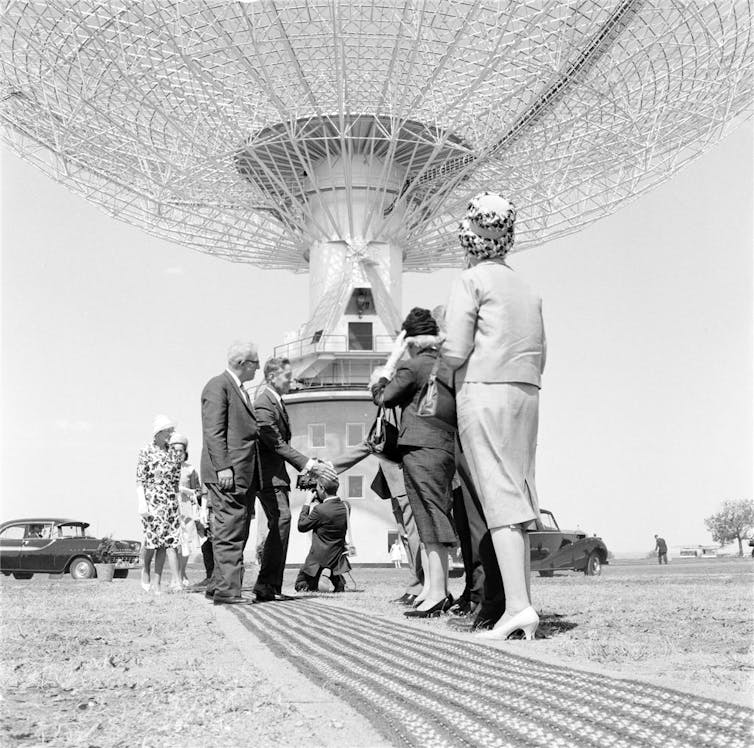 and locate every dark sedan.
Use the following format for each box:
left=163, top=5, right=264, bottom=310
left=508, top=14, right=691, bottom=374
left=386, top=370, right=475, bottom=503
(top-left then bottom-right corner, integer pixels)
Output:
left=449, top=508, right=609, bottom=577
left=0, top=518, right=141, bottom=580
left=530, top=509, right=608, bottom=576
